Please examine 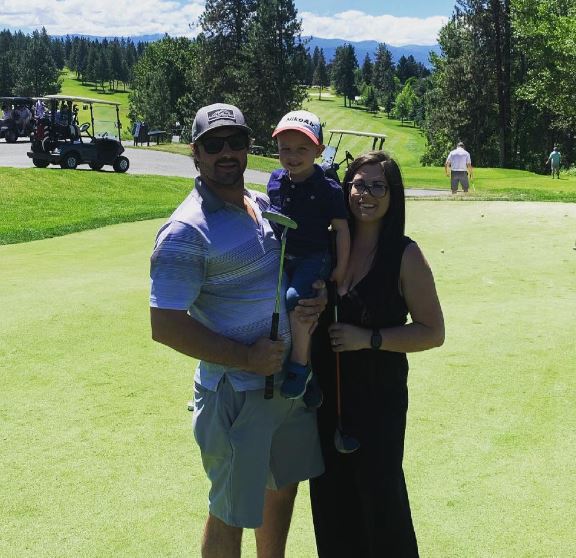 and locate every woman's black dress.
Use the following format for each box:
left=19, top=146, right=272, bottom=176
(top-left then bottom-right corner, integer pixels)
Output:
left=310, top=236, right=419, bottom=558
